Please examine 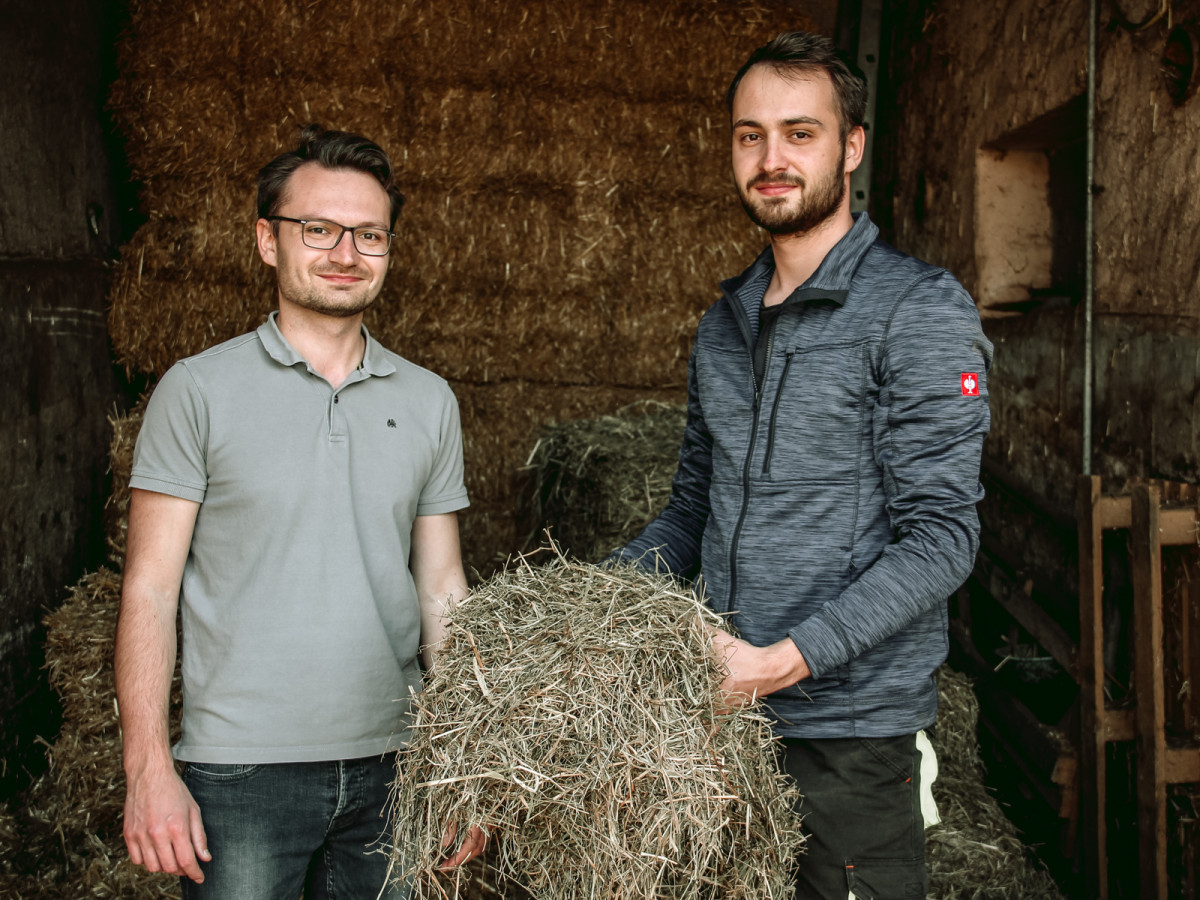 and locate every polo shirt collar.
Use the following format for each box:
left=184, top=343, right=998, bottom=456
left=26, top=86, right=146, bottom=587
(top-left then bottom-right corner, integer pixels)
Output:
left=256, top=311, right=397, bottom=378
